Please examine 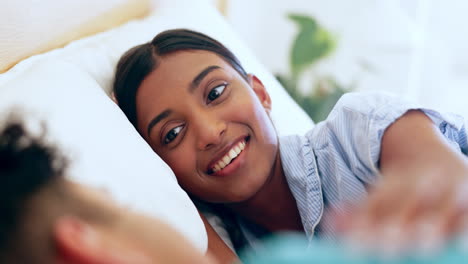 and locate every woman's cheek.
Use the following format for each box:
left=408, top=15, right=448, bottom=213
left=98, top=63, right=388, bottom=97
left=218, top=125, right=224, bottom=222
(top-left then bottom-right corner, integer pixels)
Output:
left=164, top=150, right=188, bottom=174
